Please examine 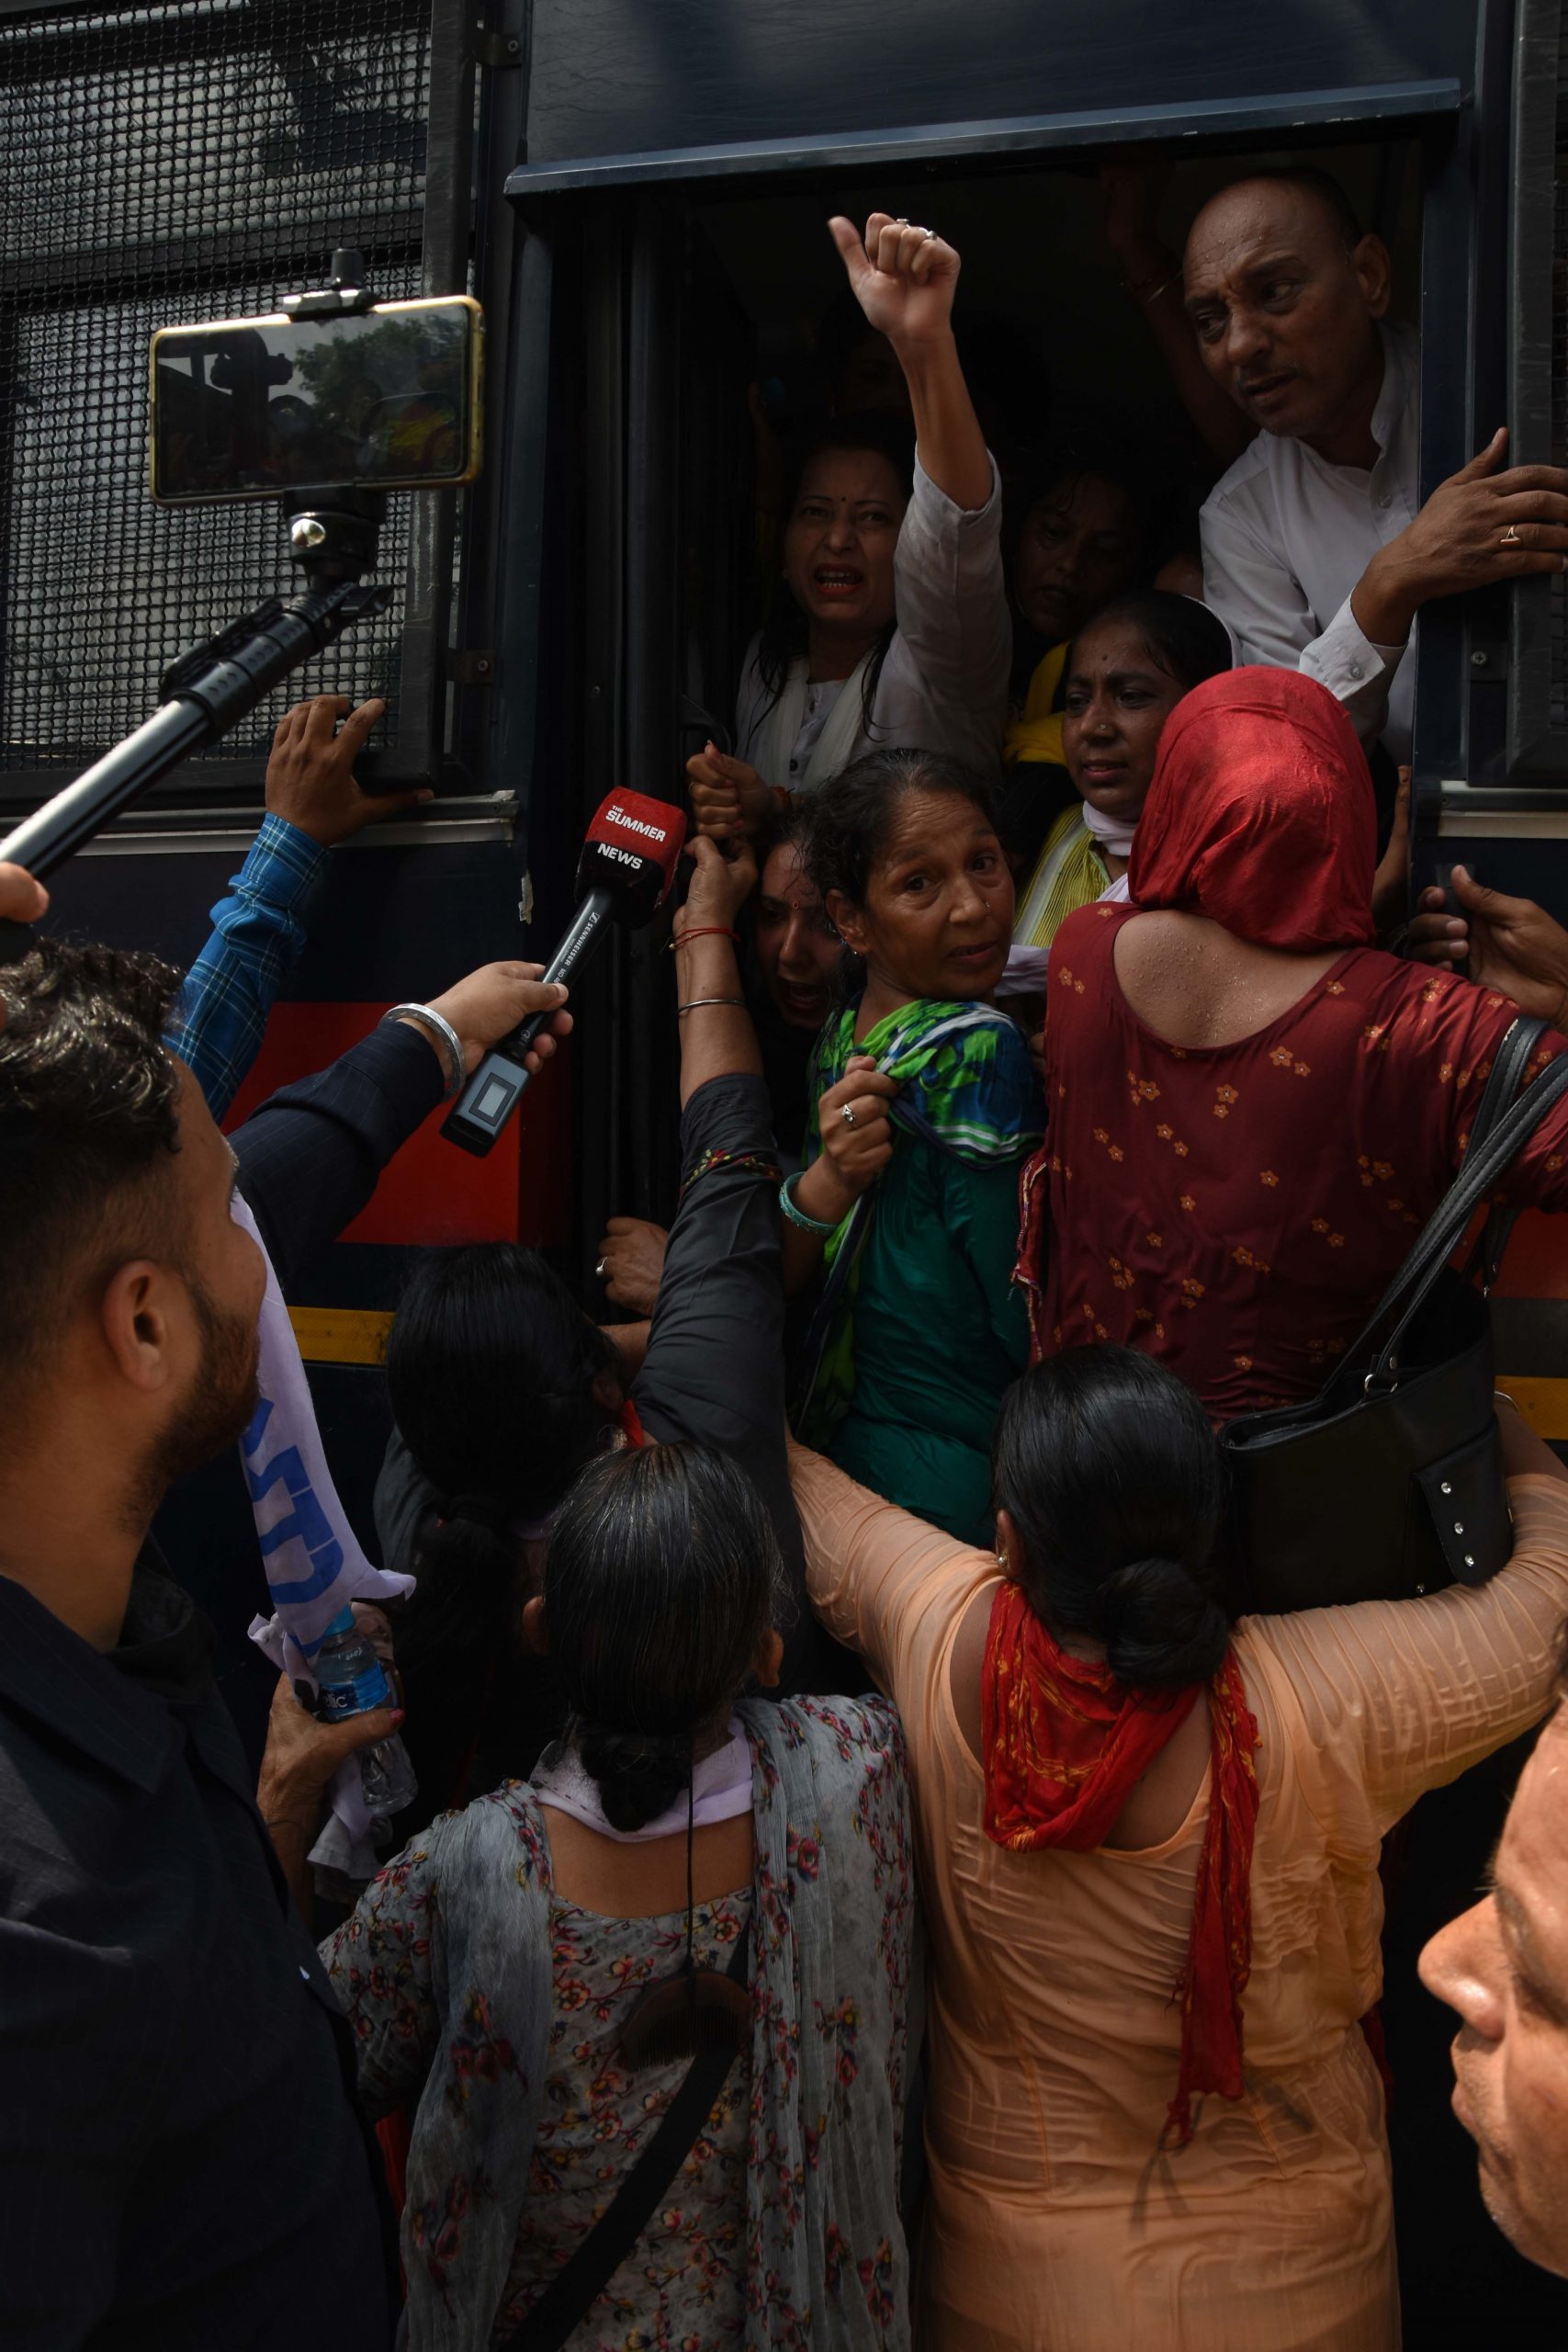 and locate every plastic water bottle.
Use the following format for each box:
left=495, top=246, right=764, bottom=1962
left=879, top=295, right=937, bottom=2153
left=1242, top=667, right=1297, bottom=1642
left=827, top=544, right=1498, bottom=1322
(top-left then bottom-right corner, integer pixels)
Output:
left=314, top=1606, right=418, bottom=1817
